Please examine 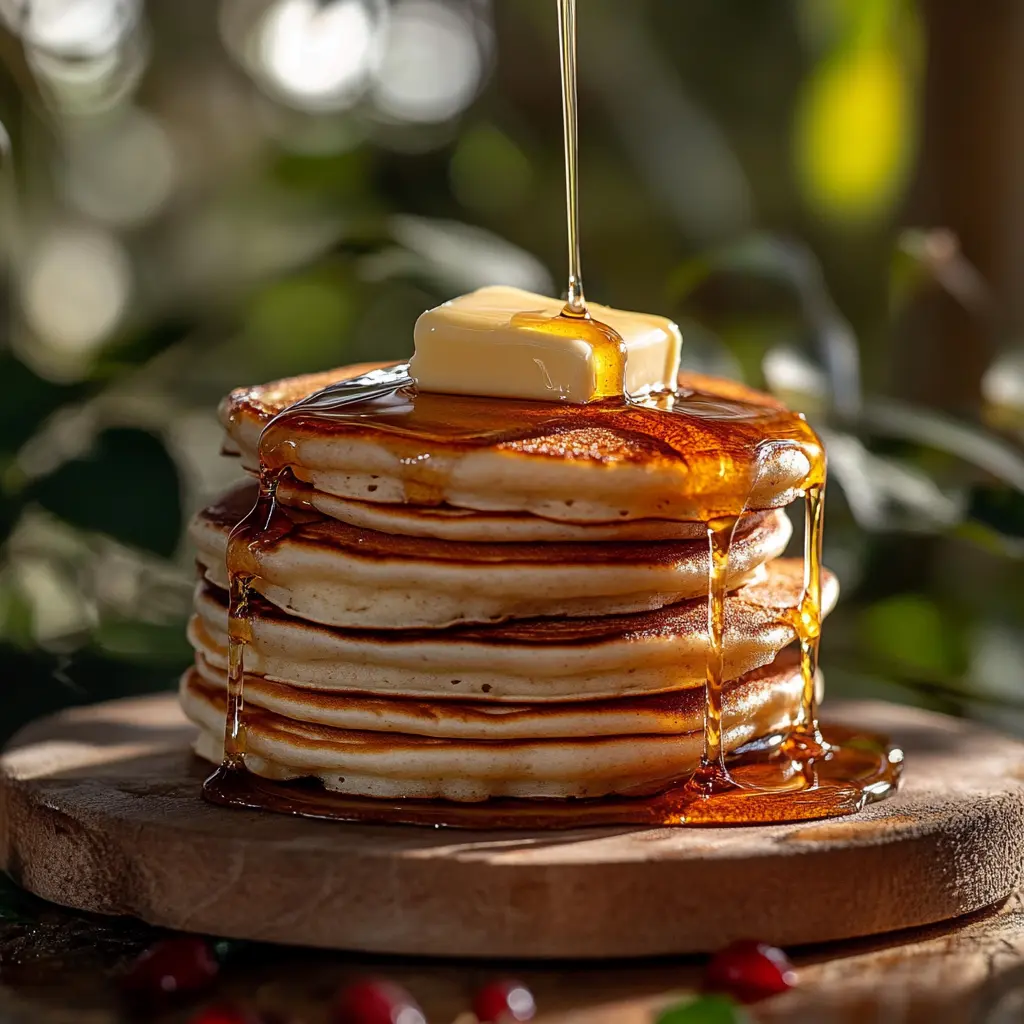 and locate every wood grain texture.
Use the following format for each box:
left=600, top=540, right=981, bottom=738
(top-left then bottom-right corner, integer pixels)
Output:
left=0, top=695, right=1022, bottom=959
